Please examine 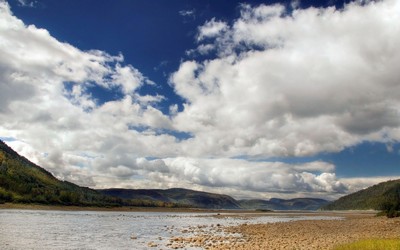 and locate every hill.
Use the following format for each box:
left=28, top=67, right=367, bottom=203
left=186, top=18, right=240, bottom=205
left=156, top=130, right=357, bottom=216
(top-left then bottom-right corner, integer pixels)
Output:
left=99, top=188, right=242, bottom=209
left=0, top=140, right=239, bottom=209
left=322, top=179, right=400, bottom=211
left=99, top=188, right=328, bottom=210
left=0, top=140, right=122, bottom=206
left=0, top=139, right=333, bottom=210
left=239, top=198, right=329, bottom=211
